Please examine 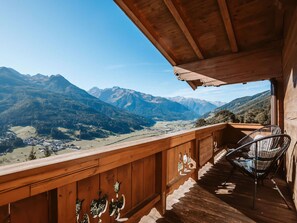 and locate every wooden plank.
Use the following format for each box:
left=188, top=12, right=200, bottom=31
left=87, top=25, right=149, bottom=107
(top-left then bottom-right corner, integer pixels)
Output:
left=166, top=170, right=193, bottom=195
left=131, top=159, right=144, bottom=207
left=77, top=175, right=100, bottom=223
left=57, top=182, right=76, bottom=223
left=217, top=0, right=238, bottom=52
left=31, top=166, right=100, bottom=196
left=117, top=163, right=132, bottom=216
left=11, top=193, right=48, bottom=223
left=174, top=42, right=282, bottom=87
left=126, top=195, right=160, bottom=223
left=0, top=186, right=30, bottom=206
left=100, top=169, right=117, bottom=223
left=48, top=189, right=57, bottom=223
left=191, top=139, right=199, bottom=180
left=155, top=151, right=167, bottom=215
left=115, top=0, right=176, bottom=65
left=199, top=136, right=213, bottom=166
left=164, top=0, right=204, bottom=59
left=0, top=205, right=8, bottom=223
left=143, top=155, right=156, bottom=199
left=166, top=148, right=177, bottom=184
